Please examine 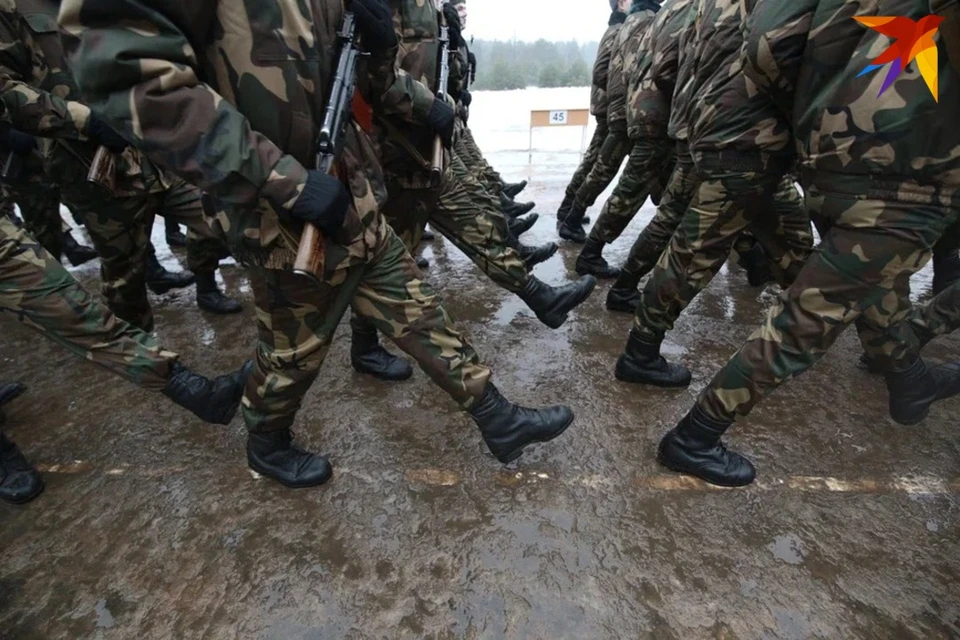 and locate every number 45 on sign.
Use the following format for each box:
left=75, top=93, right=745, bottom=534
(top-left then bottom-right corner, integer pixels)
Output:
left=528, top=108, right=590, bottom=163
